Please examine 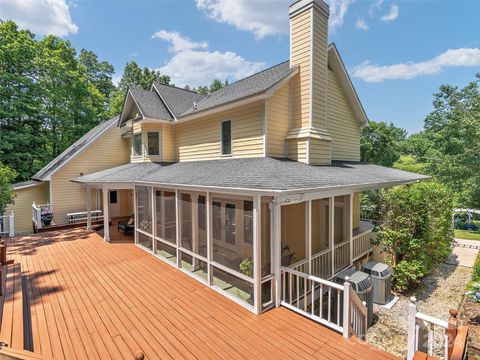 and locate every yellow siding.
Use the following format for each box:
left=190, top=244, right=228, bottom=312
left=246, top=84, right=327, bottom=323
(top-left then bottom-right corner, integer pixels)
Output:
left=309, top=138, right=331, bottom=165
left=287, top=138, right=307, bottom=163
left=327, top=69, right=361, bottom=161
left=50, top=125, right=130, bottom=225
left=311, top=9, right=328, bottom=130
left=176, top=101, right=264, bottom=161
left=352, top=192, right=360, bottom=229
left=7, top=183, right=48, bottom=234
left=162, top=124, right=175, bottom=162
left=281, top=202, right=306, bottom=262
left=267, top=84, right=290, bottom=158
left=290, top=10, right=312, bottom=129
